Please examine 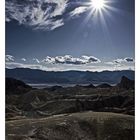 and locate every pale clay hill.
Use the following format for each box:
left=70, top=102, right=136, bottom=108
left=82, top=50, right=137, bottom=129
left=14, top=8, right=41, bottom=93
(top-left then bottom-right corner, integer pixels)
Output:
left=6, top=112, right=134, bottom=140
